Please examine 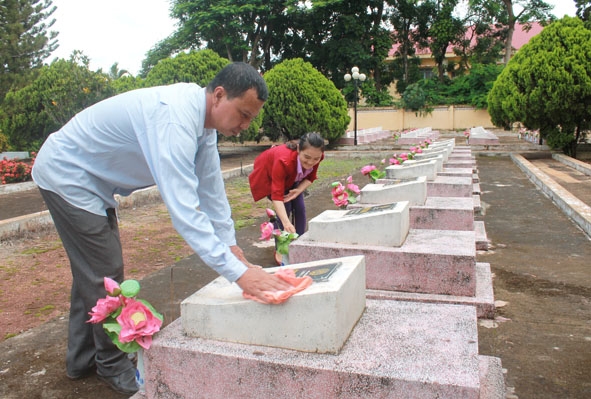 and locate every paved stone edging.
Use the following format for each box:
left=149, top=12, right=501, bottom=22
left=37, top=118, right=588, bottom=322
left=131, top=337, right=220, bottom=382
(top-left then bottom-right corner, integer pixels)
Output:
left=553, top=153, right=591, bottom=176
left=511, top=153, right=591, bottom=238
left=0, top=181, right=37, bottom=194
